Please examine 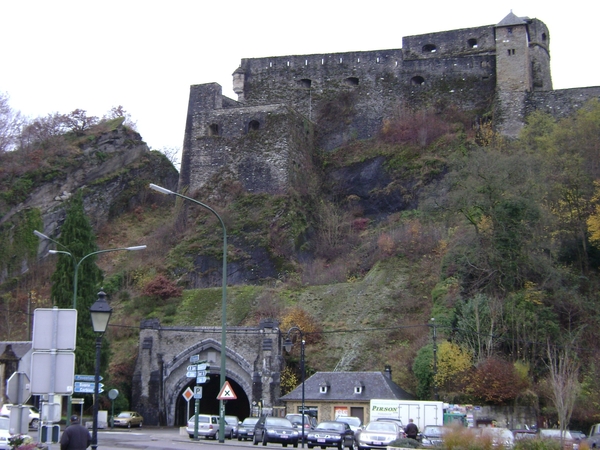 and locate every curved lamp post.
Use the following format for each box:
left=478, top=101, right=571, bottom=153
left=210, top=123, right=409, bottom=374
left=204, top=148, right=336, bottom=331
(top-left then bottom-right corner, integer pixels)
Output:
left=149, top=183, right=228, bottom=442
left=90, top=290, right=112, bottom=450
left=33, top=230, right=146, bottom=419
left=284, top=327, right=305, bottom=448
